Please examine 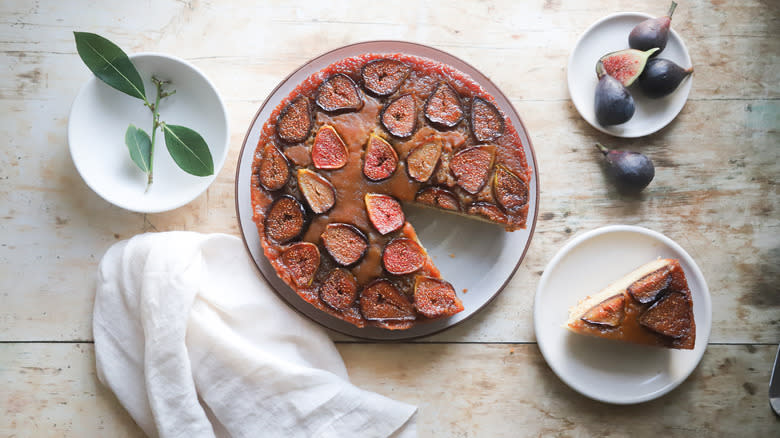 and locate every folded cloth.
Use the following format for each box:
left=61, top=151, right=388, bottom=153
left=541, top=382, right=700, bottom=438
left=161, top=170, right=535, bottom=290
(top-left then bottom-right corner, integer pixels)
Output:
left=93, top=232, right=417, bottom=438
